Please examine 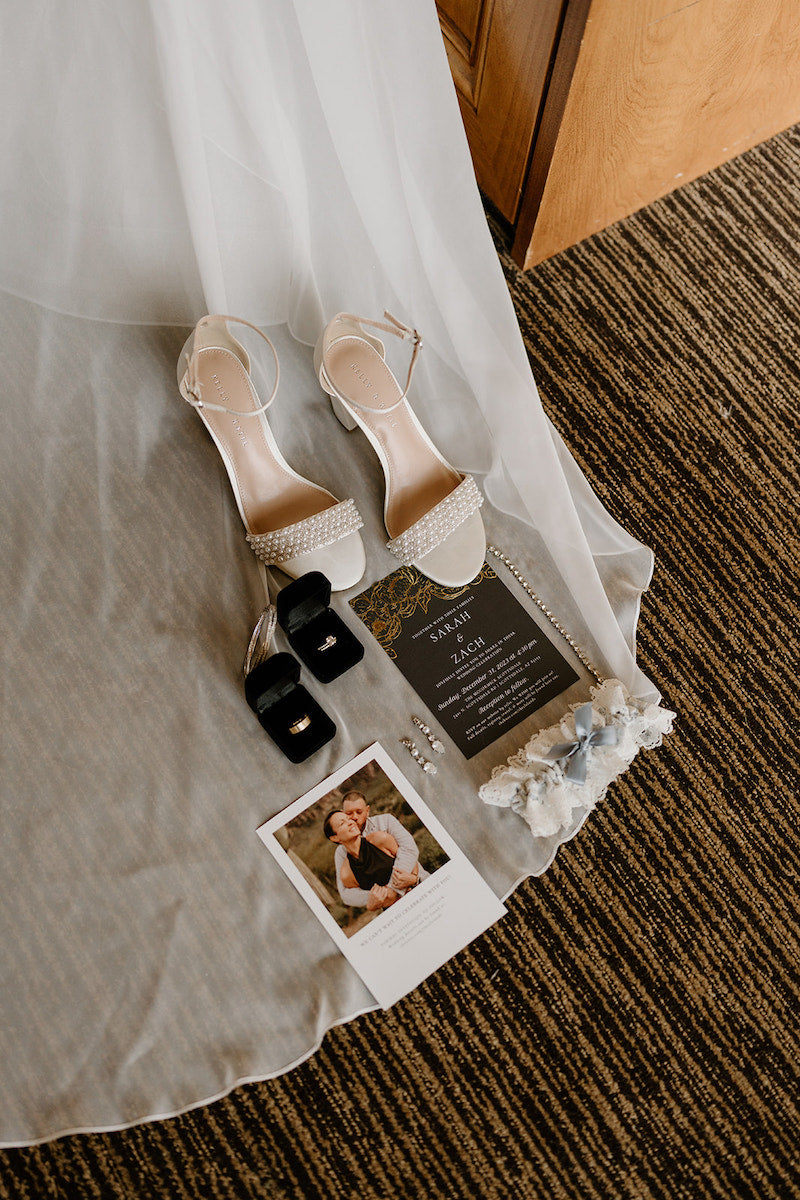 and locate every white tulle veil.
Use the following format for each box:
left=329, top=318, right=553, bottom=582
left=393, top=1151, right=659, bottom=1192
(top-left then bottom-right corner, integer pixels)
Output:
left=0, top=0, right=666, bottom=1146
